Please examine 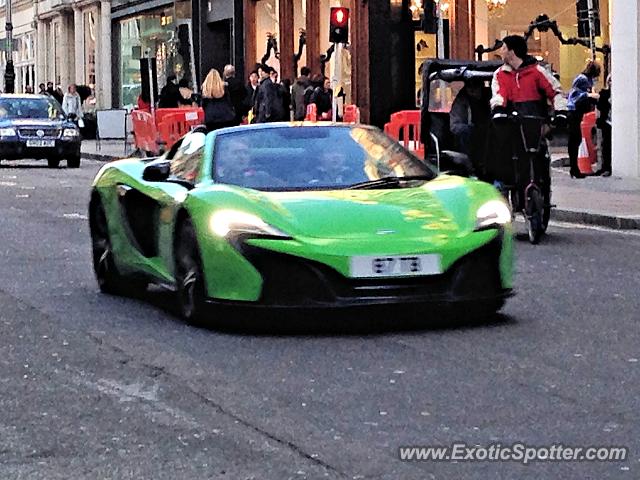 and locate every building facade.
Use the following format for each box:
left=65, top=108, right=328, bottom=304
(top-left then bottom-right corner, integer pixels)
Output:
left=0, top=0, right=36, bottom=92
left=35, top=0, right=111, bottom=107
